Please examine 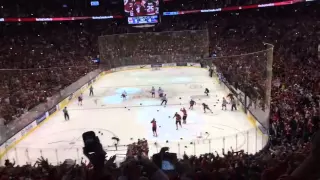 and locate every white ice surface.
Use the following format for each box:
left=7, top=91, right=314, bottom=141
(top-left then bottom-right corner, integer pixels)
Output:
left=3, top=67, right=265, bottom=165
